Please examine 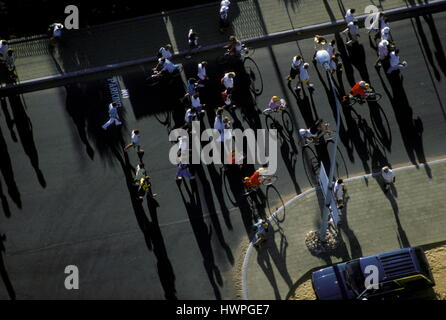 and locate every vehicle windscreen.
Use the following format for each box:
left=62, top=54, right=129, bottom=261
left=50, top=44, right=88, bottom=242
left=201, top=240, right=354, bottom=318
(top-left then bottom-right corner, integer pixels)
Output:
left=345, top=260, right=366, bottom=295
